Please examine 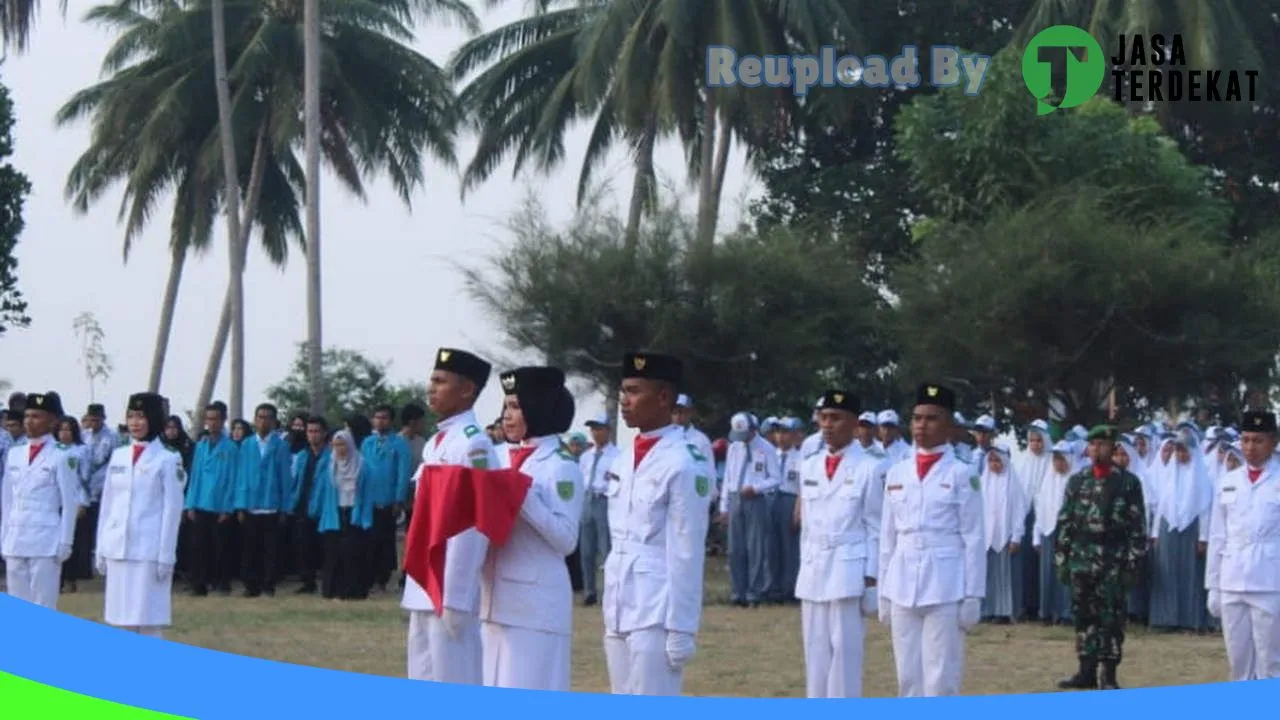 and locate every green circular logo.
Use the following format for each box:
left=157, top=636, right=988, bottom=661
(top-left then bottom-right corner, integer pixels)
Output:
left=1021, top=25, right=1106, bottom=115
